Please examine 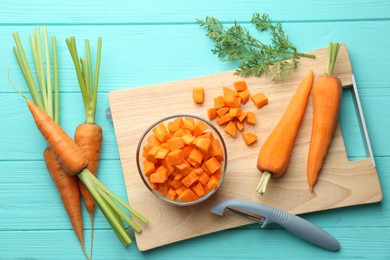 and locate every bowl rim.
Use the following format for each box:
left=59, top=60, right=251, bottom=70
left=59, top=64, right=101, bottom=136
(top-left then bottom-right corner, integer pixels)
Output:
left=135, top=114, right=228, bottom=206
